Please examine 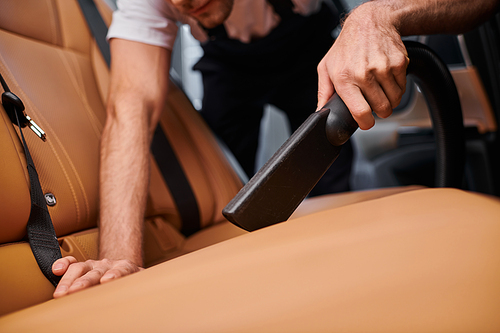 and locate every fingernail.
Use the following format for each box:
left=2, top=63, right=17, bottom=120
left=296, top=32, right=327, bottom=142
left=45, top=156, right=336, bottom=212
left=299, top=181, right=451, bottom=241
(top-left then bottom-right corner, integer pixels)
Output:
left=53, top=264, right=64, bottom=271
left=54, top=285, right=67, bottom=296
left=102, top=273, right=116, bottom=281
